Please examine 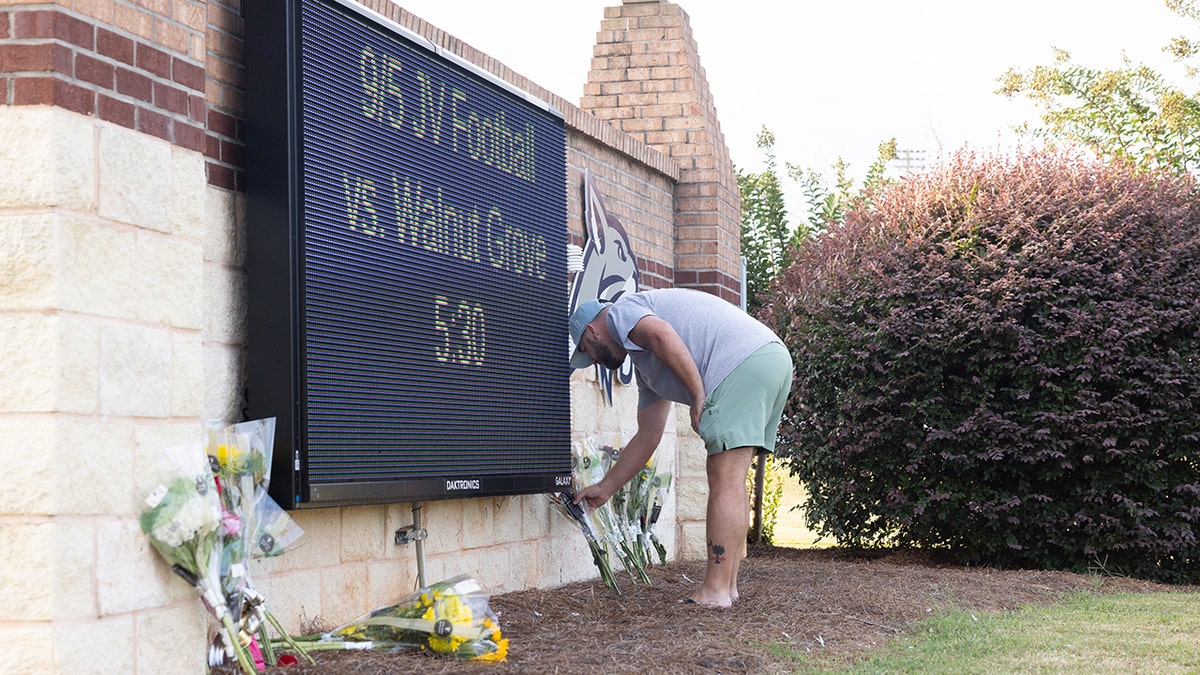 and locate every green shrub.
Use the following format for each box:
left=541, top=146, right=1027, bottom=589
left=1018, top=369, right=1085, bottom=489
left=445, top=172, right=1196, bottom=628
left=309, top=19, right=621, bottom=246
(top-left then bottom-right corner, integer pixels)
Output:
left=759, top=150, right=1200, bottom=583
